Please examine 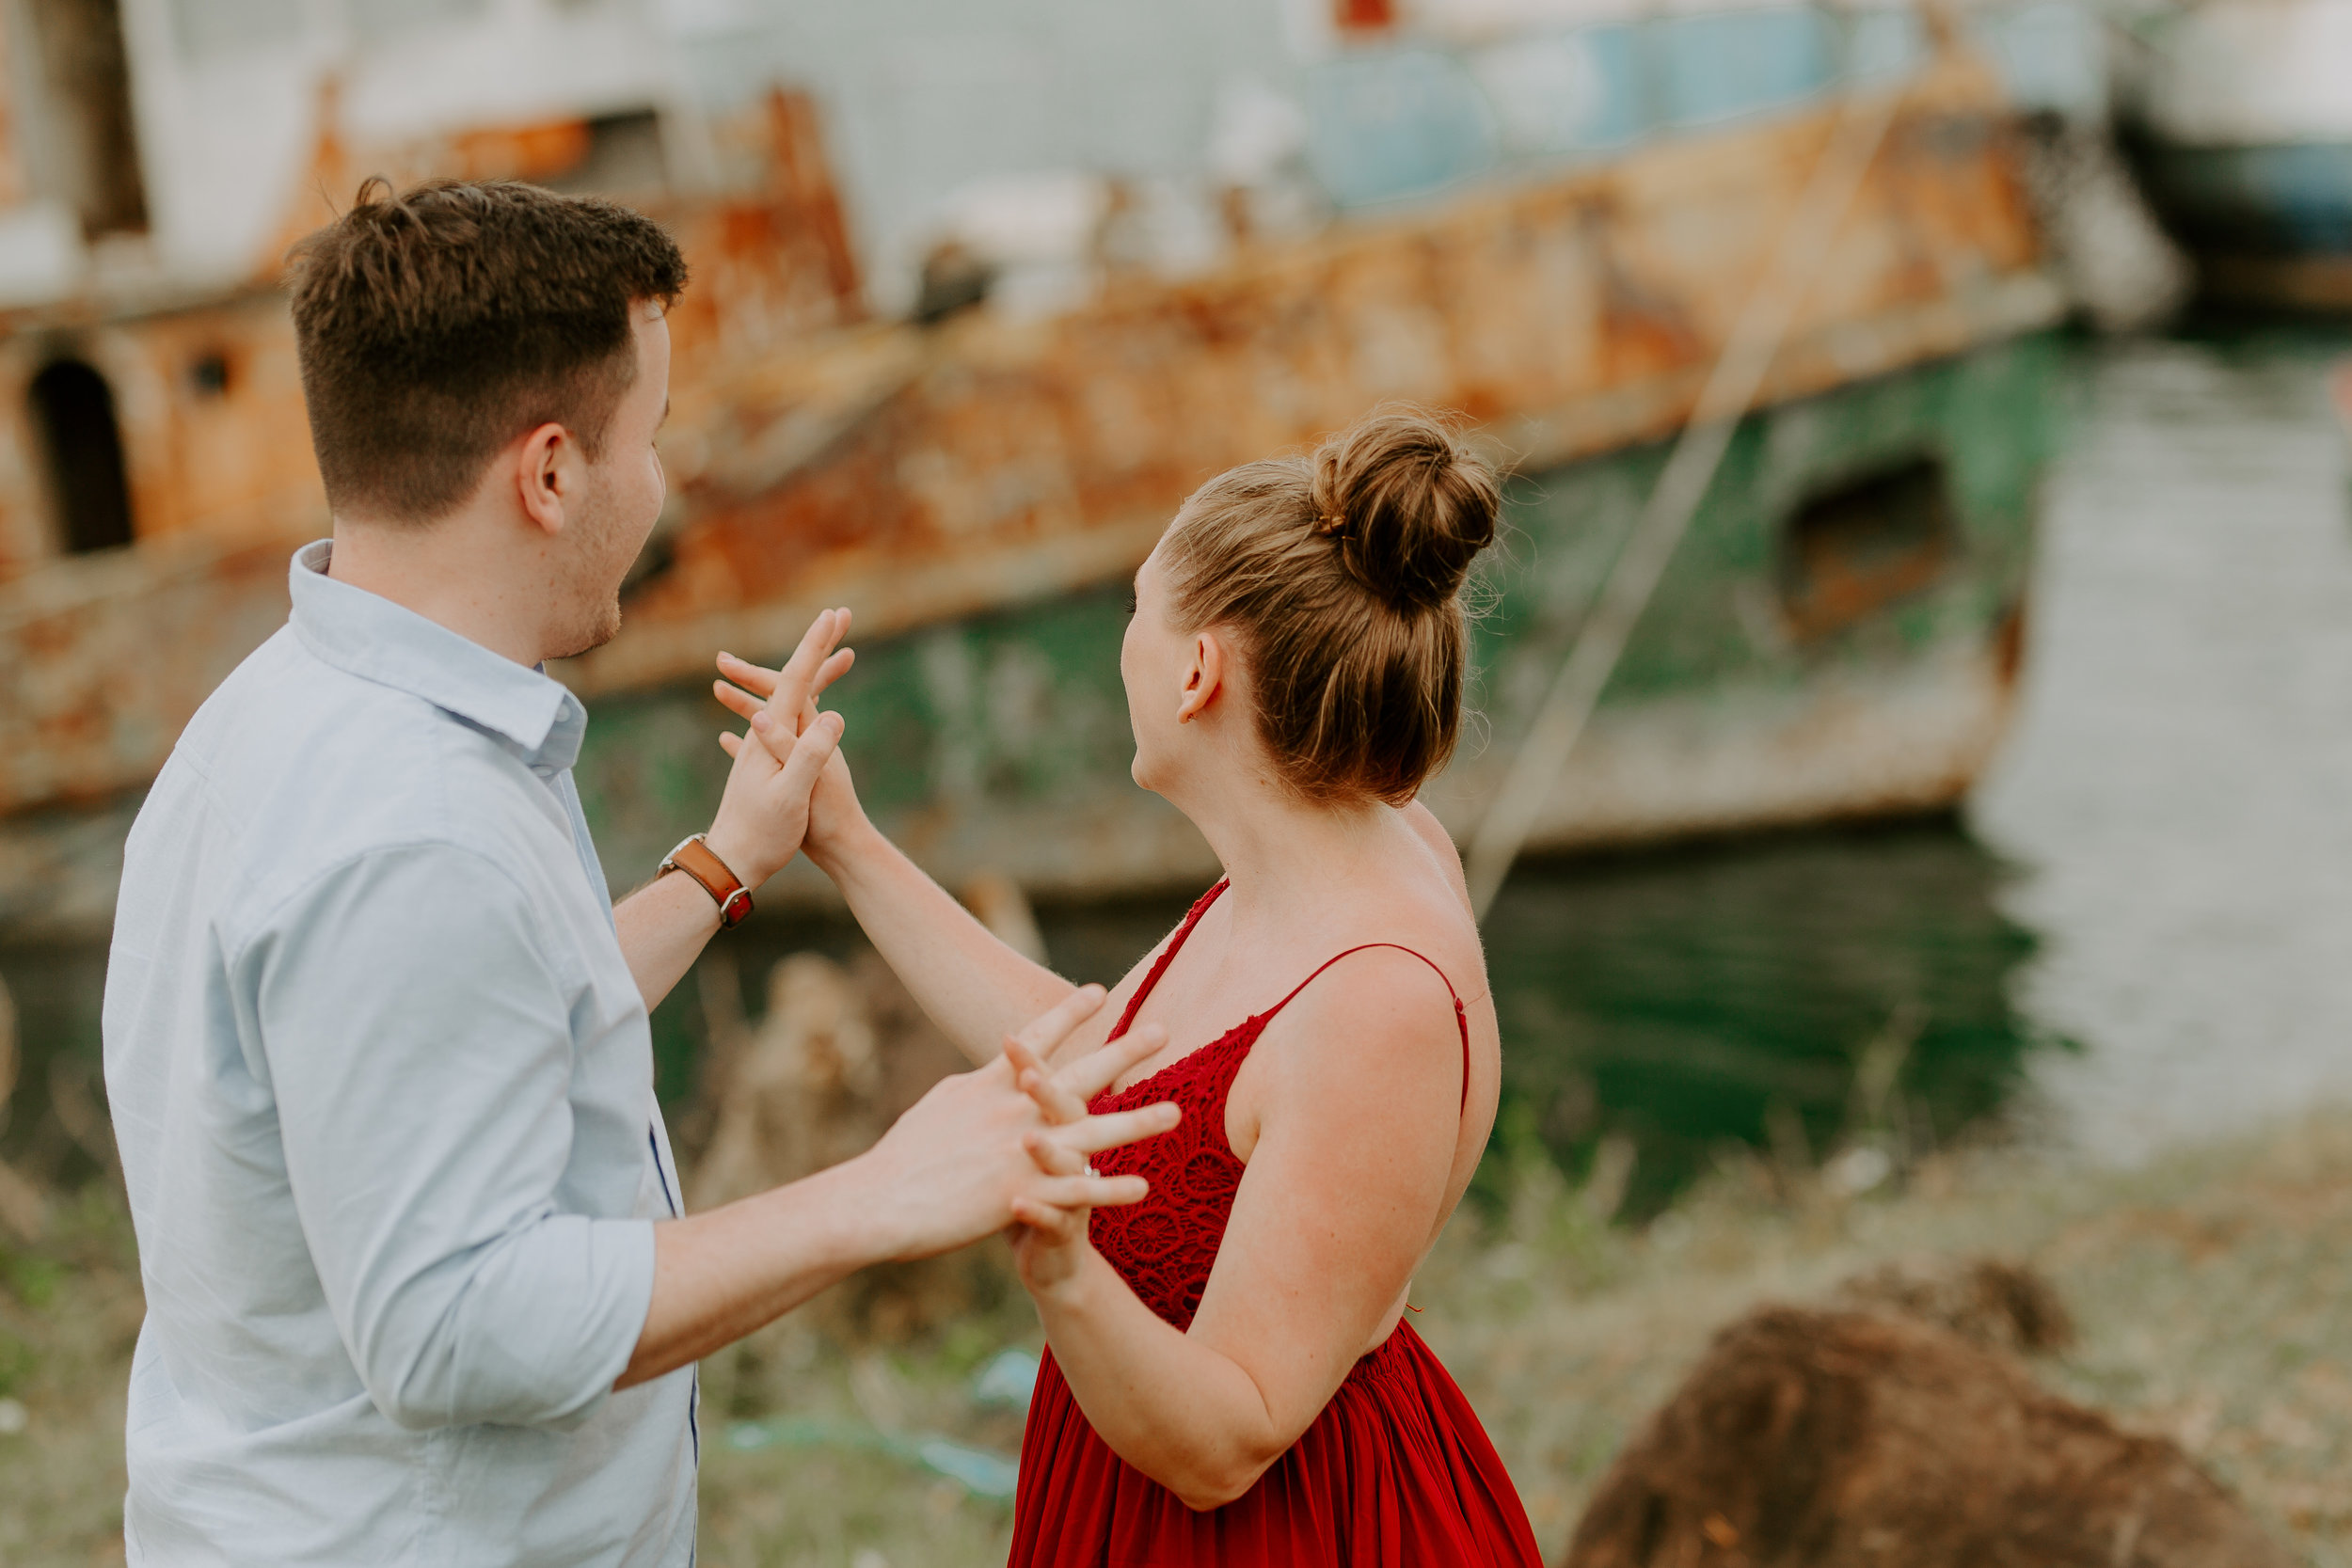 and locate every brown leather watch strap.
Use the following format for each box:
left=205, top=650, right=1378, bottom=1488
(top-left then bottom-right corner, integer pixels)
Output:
left=660, top=833, right=753, bottom=928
